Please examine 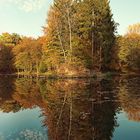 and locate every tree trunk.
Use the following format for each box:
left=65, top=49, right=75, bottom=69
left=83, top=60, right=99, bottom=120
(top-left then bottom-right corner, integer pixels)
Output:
left=57, top=28, right=66, bottom=61
left=67, top=9, right=72, bottom=61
